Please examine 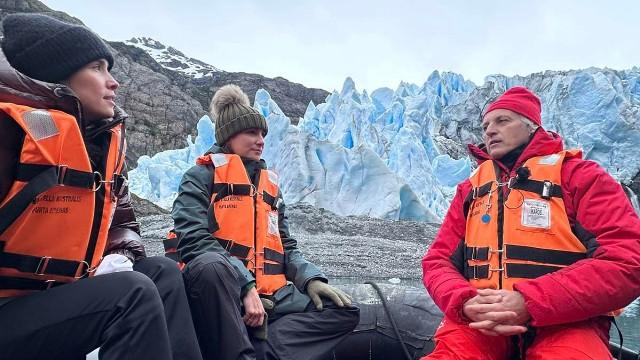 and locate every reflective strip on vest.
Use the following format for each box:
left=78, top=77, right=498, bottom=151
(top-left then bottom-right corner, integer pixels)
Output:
left=211, top=153, right=228, bottom=168
left=0, top=103, right=124, bottom=297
